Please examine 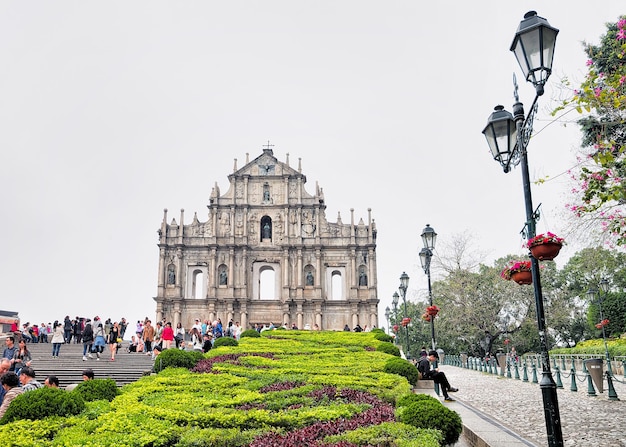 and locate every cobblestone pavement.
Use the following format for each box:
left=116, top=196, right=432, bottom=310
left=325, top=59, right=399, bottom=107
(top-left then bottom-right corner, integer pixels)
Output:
left=440, top=365, right=626, bottom=447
